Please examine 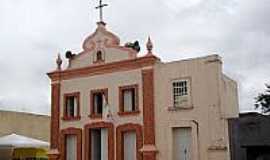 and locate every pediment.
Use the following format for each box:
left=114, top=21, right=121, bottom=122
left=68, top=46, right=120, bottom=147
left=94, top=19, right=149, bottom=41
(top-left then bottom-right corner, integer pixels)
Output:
left=69, top=23, right=137, bottom=69
left=82, top=23, right=120, bottom=51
